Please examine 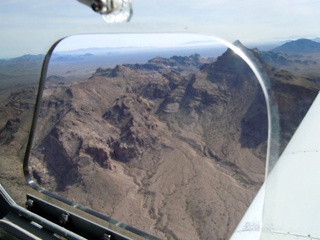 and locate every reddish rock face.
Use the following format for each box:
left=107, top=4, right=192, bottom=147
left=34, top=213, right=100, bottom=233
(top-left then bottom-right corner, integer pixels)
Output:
left=1, top=40, right=319, bottom=239
left=23, top=47, right=320, bottom=239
